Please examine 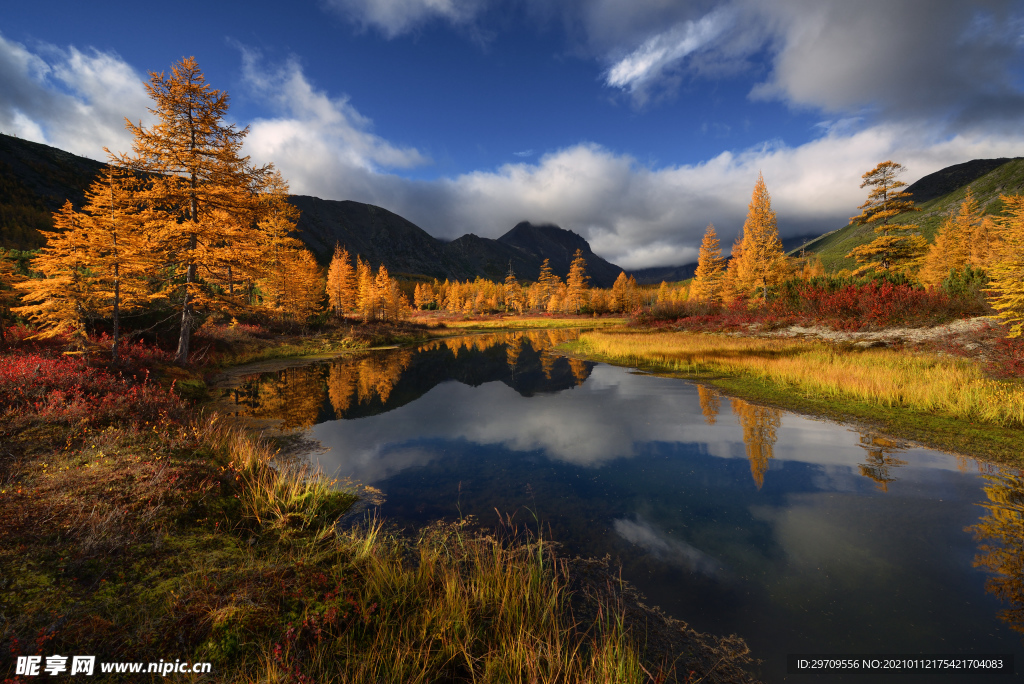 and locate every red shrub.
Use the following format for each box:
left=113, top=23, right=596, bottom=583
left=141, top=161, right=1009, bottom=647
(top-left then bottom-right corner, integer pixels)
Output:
left=0, top=352, right=182, bottom=425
